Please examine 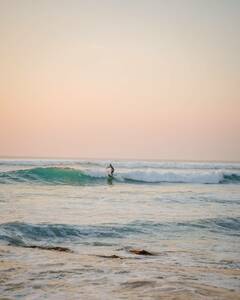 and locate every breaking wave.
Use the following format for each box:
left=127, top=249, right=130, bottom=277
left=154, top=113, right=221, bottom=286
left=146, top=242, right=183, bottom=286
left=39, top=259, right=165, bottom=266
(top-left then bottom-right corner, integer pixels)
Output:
left=0, top=167, right=100, bottom=185
left=0, top=167, right=240, bottom=185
